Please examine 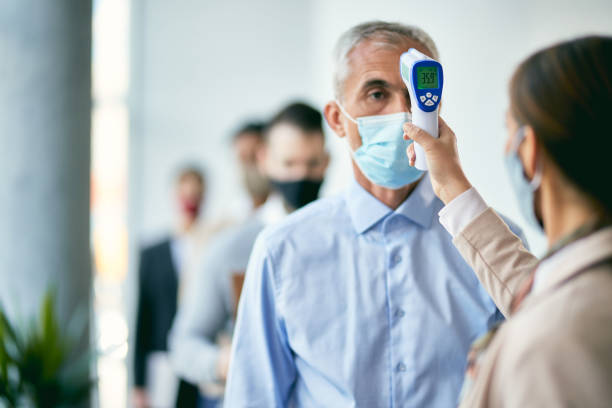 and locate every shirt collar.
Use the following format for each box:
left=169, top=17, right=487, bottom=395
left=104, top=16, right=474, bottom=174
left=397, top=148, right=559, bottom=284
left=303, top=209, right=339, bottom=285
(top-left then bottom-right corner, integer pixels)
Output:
left=345, top=175, right=438, bottom=234
left=256, top=193, right=289, bottom=226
